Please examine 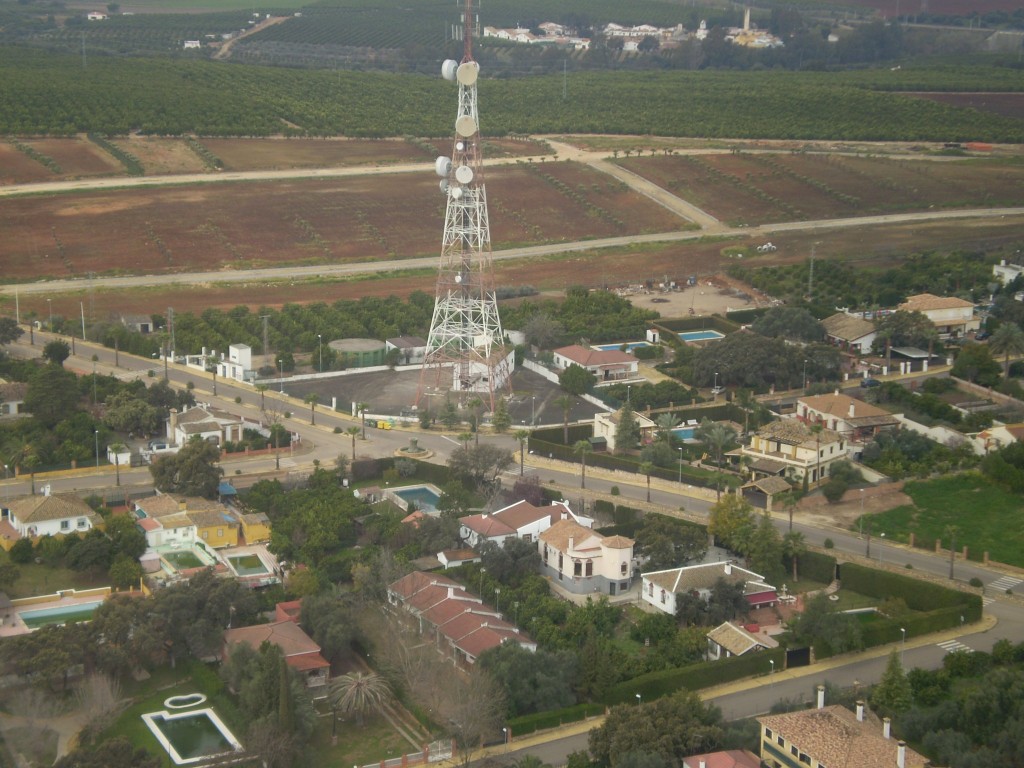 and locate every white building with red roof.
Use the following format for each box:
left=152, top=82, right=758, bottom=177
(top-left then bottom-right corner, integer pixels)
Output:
left=552, top=344, right=638, bottom=383
left=459, top=499, right=587, bottom=548
left=222, top=618, right=330, bottom=688
left=898, top=292, right=979, bottom=339
left=387, top=571, right=534, bottom=668
left=538, top=519, right=634, bottom=596
left=642, top=561, right=777, bottom=617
